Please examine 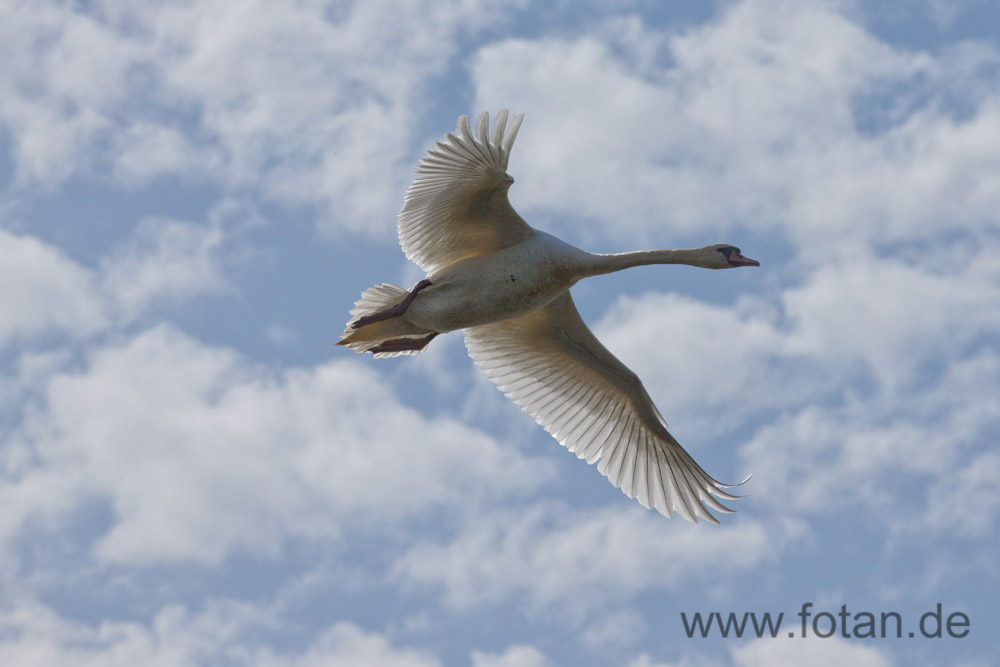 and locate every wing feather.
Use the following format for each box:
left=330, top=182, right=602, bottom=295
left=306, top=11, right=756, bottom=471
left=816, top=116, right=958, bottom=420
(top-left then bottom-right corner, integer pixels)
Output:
left=398, top=111, right=533, bottom=275
left=464, top=292, right=743, bottom=523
